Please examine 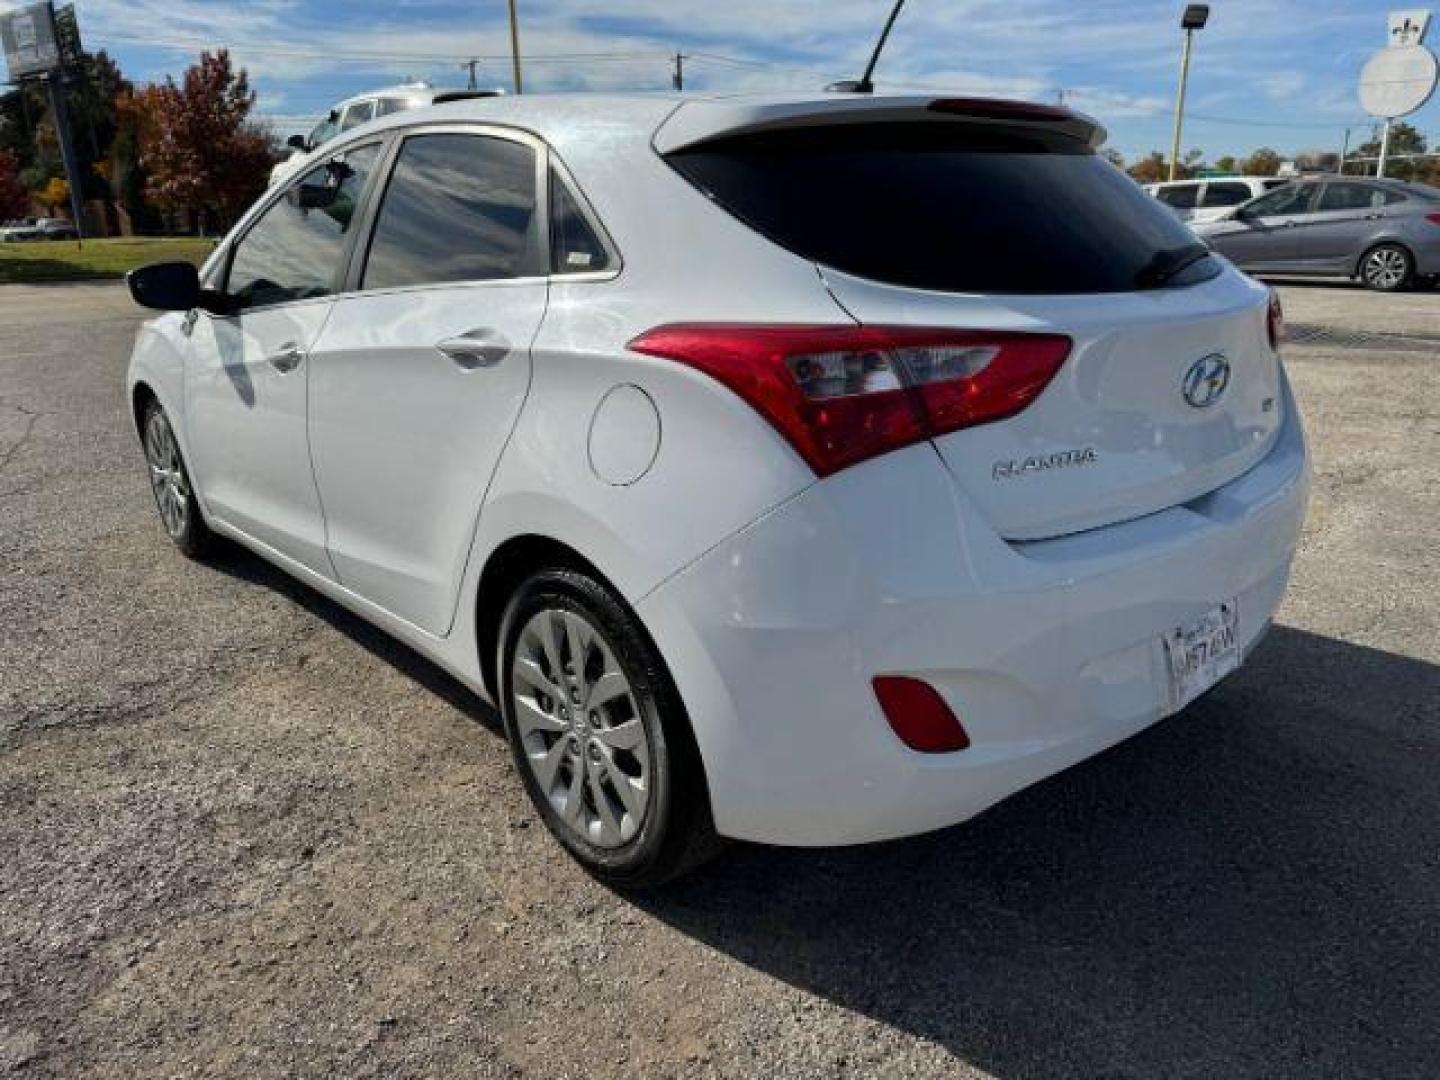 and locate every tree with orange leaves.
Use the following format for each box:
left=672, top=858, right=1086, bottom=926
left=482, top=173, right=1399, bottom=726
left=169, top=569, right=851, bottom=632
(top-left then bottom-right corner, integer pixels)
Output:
left=134, top=50, right=273, bottom=232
